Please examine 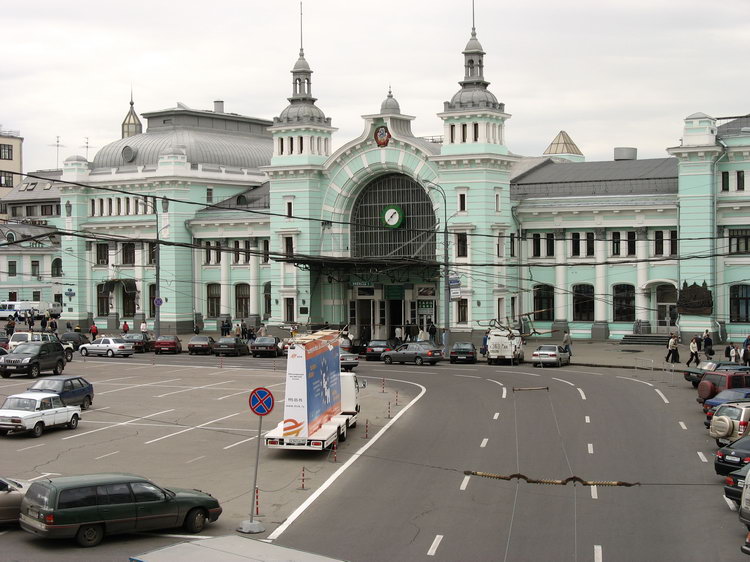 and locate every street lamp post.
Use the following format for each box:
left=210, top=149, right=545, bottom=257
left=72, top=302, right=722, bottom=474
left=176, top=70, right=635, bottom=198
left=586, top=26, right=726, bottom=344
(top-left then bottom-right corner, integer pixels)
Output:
left=423, top=181, right=450, bottom=352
